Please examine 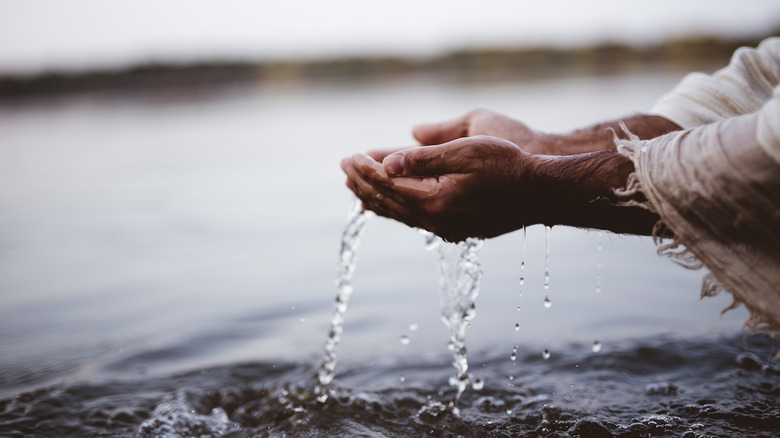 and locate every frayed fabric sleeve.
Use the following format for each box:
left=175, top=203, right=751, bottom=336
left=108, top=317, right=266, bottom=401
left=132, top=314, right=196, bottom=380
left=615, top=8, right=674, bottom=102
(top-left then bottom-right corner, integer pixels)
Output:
left=616, top=110, right=780, bottom=331
left=651, top=37, right=780, bottom=129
